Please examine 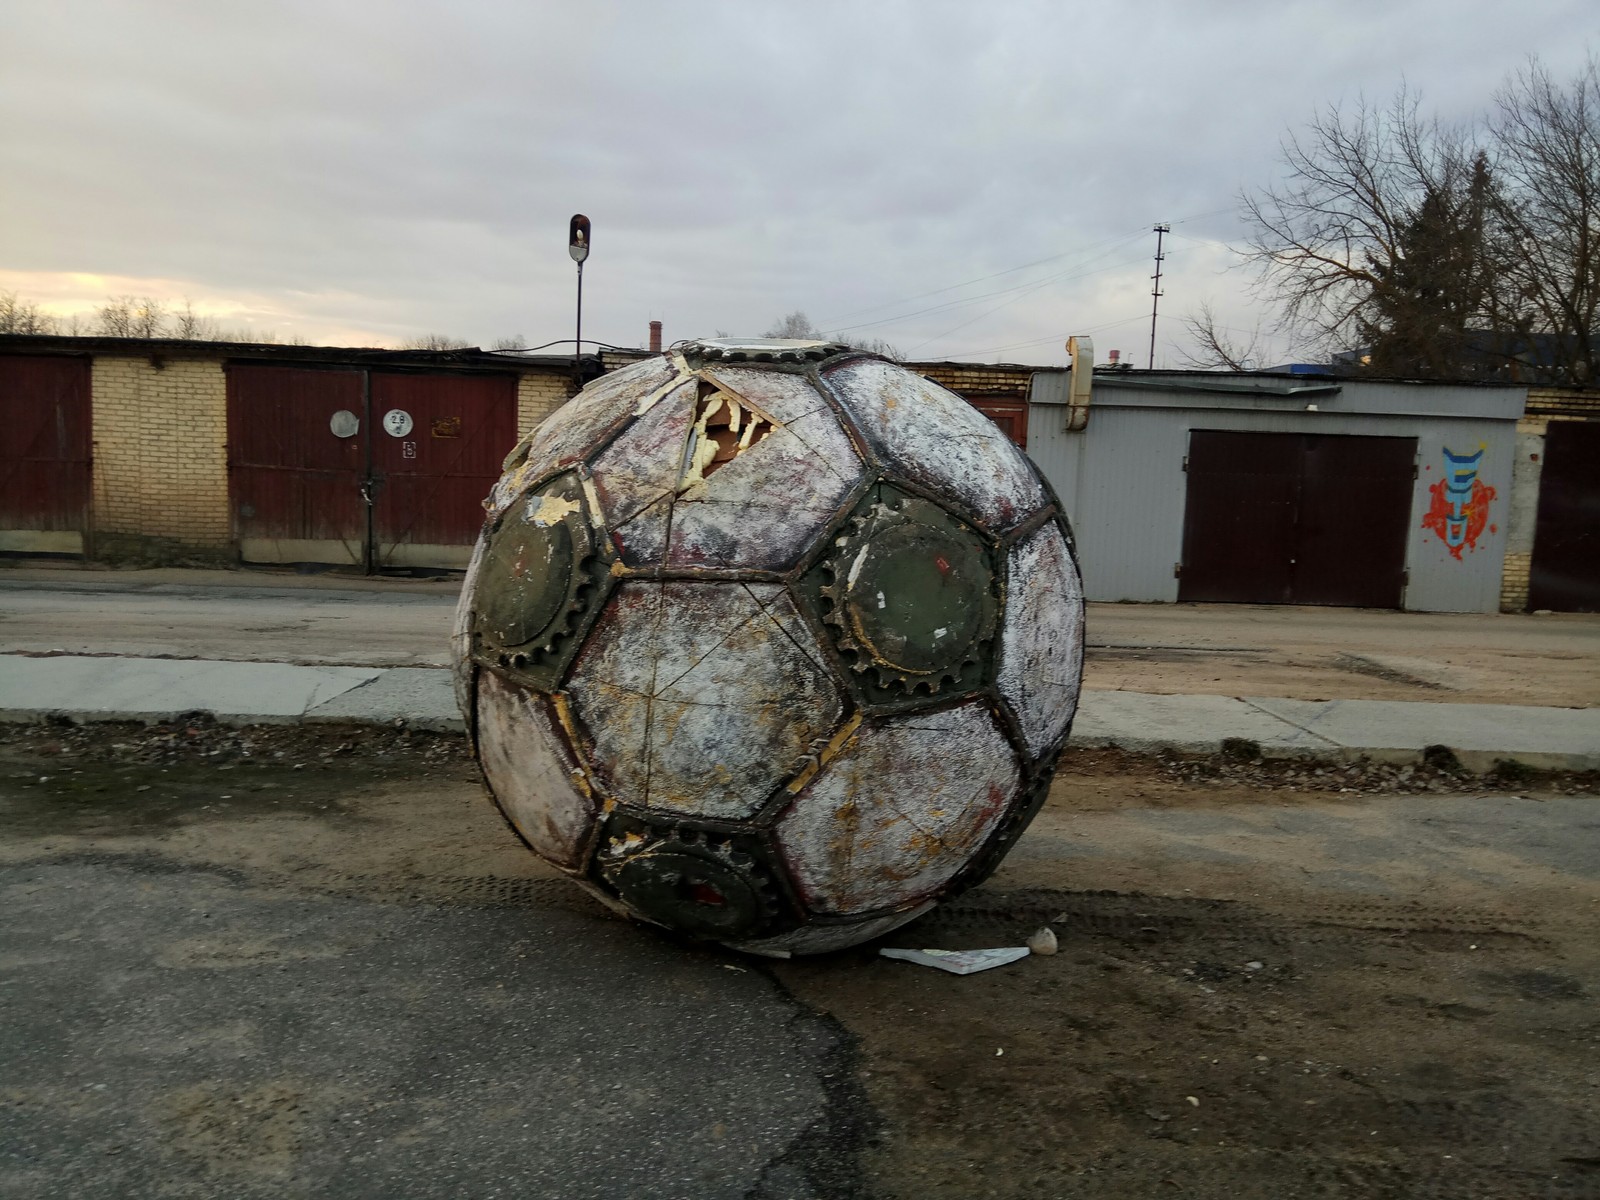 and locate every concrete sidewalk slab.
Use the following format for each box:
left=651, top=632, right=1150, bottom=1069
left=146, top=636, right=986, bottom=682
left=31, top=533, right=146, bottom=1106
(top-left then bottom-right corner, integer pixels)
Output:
left=1, top=653, right=1596, bottom=770
left=304, top=667, right=465, bottom=732
left=1070, top=691, right=1340, bottom=757
left=1246, top=697, right=1600, bottom=771
left=0, top=655, right=381, bottom=724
